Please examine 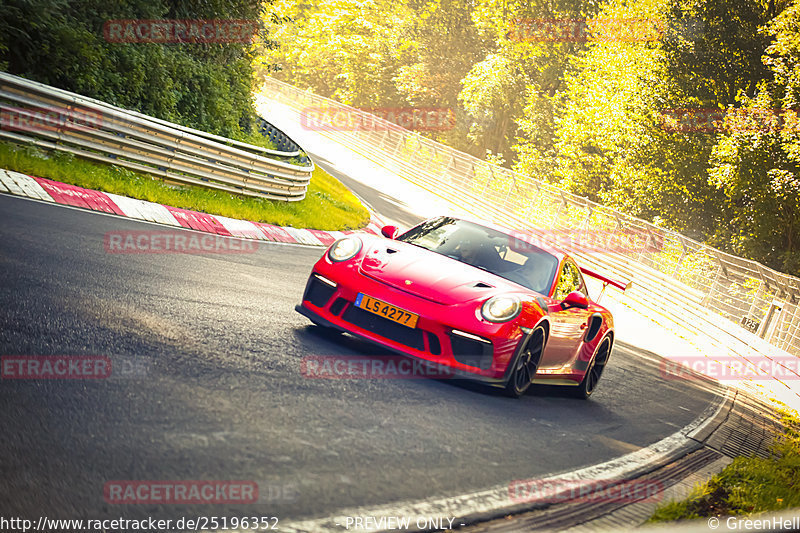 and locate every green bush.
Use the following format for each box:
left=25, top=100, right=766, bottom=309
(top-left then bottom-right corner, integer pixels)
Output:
left=0, top=0, right=268, bottom=139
